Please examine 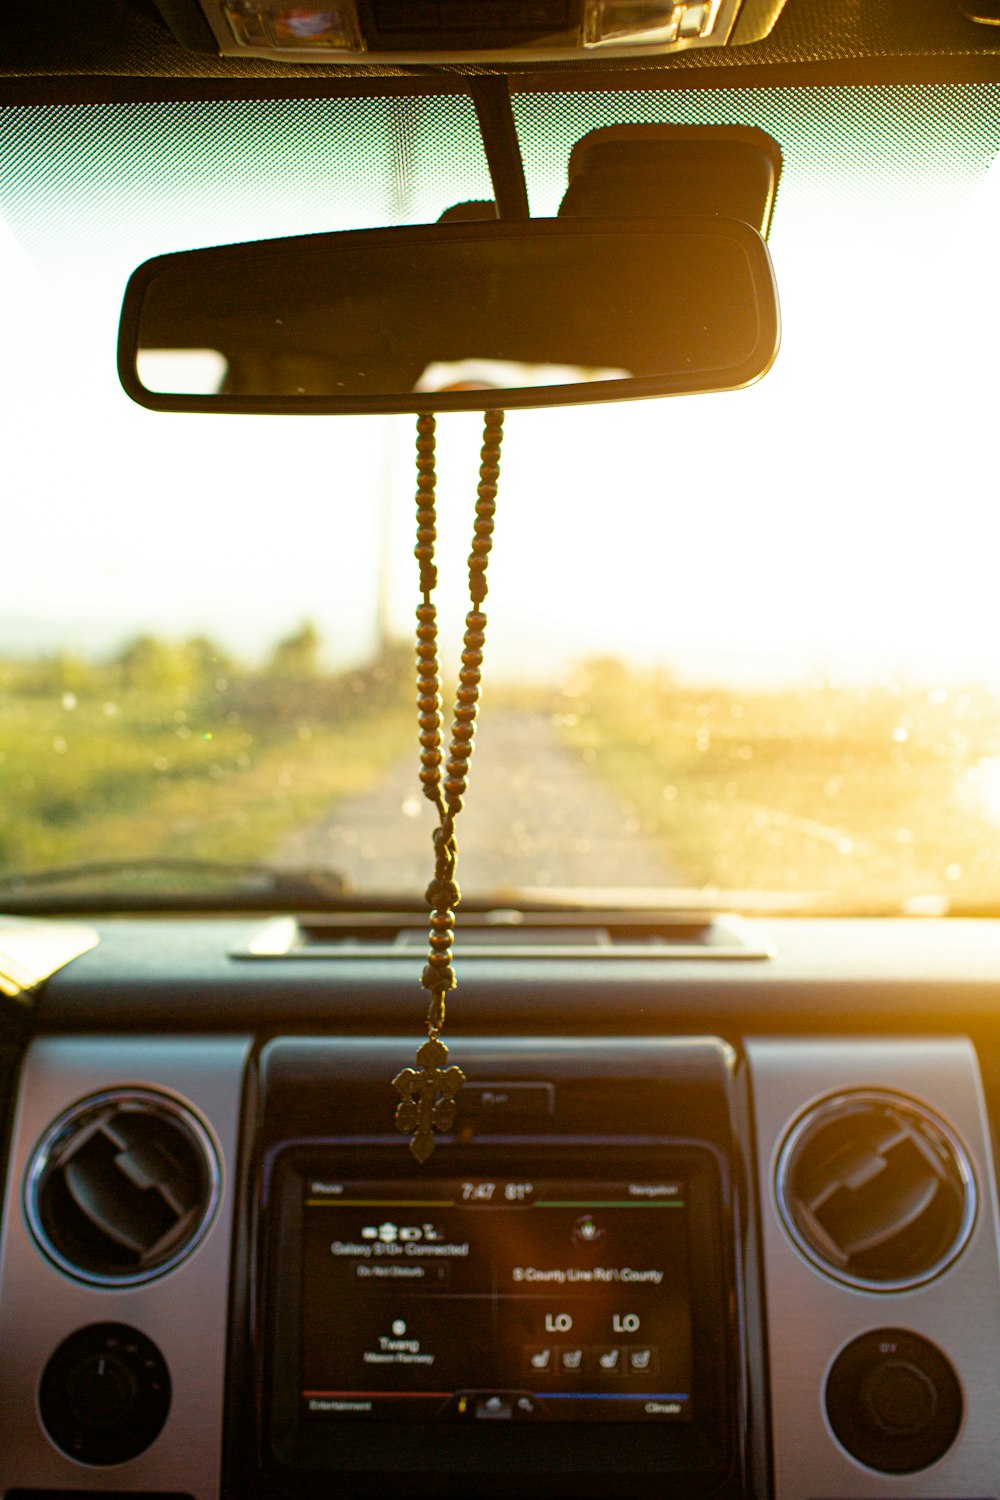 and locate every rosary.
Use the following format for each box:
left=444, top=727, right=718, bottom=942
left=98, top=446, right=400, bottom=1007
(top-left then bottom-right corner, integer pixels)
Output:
left=392, top=410, right=503, bottom=1162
